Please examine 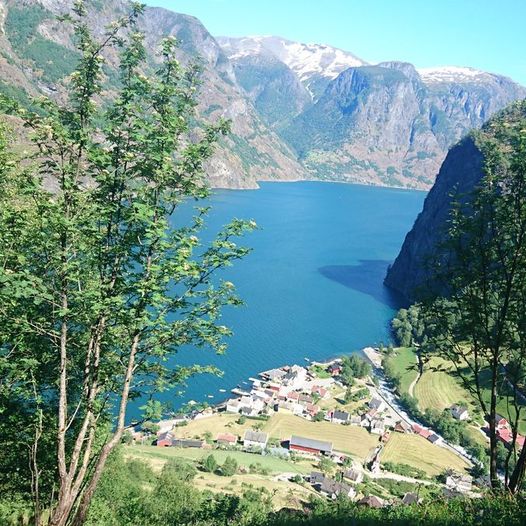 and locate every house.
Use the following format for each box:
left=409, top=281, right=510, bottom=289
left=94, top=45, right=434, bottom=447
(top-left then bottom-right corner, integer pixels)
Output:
left=282, top=365, right=308, bottom=390
left=369, top=397, right=386, bottom=412
left=446, top=472, right=473, bottom=493
left=412, top=424, right=431, bottom=439
left=494, top=414, right=509, bottom=429
left=370, top=418, right=385, bottom=435
left=311, top=385, right=329, bottom=399
left=394, top=420, right=411, bottom=433
left=357, top=495, right=385, bottom=508
left=305, top=403, right=320, bottom=418
left=289, top=435, right=333, bottom=456
left=328, top=363, right=342, bottom=376
left=299, top=393, right=313, bottom=405
left=172, top=438, right=205, bottom=448
left=157, top=415, right=187, bottom=434
left=226, top=399, right=242, bottom=413
left=156, top=431, right=175, bottom=447
left=243, top=430, right=268, bottom=449
left=350, top=415, right=362, bottom=426
left=497, top=428, right=525, bottom=449
left=343, top=468, right=364, bottom=484
left=309, top=471, right=325, bottom=485
left=216, top=433, right=237, bottom=446
left=402, top=492, right=421, bottom=505
left=320, top=478, right=356, bottom=499
left=427, top=433, right=442, bottom=445
left=261, top=368, right=287, bottom=382
left=450, top=405, right=469, bottom=421
left=332, top=410, right=351, bottom=424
